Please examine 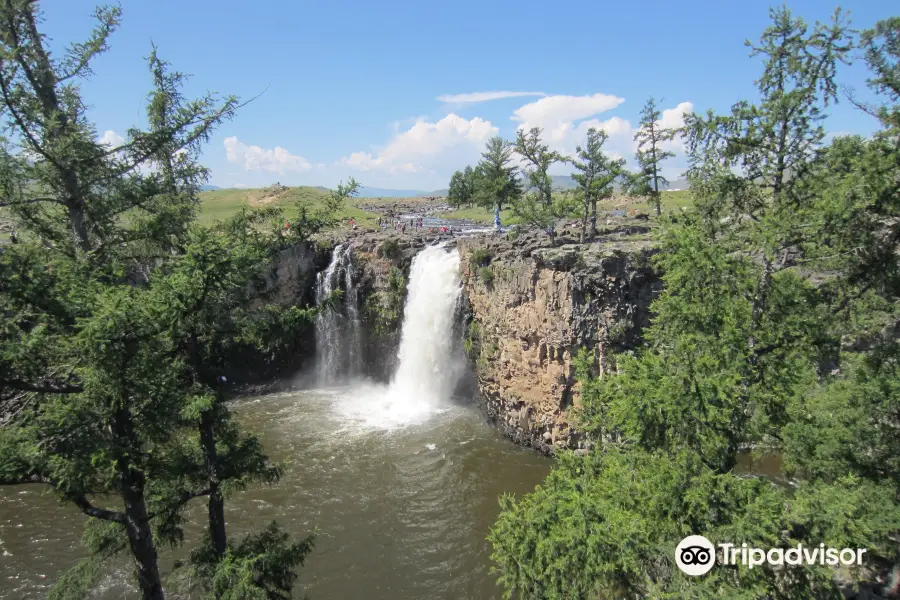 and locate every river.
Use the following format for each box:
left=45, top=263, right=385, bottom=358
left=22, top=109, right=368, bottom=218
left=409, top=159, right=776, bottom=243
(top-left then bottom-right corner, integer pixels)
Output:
left=0, top=245, right=554, bottom=598
left=0, top=387, right=551, bottom=599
